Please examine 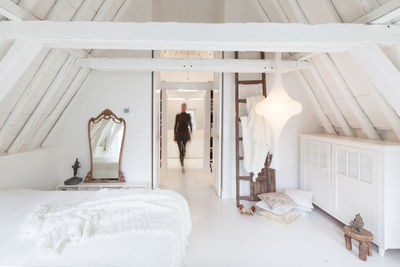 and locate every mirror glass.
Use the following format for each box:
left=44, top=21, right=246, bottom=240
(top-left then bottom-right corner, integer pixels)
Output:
left=85, top=109, right=126, bottom=182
